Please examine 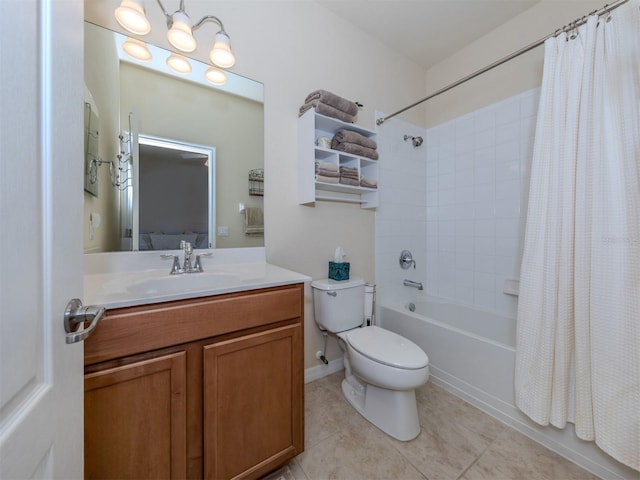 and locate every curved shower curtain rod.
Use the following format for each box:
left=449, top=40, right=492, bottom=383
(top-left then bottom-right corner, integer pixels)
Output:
left=376, top=0, right=631, bottom=126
